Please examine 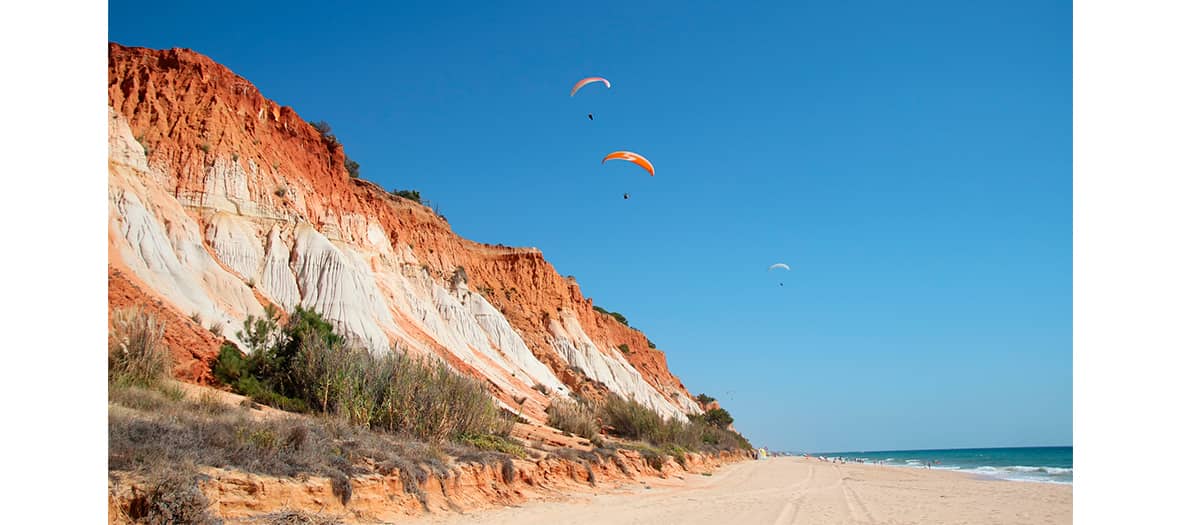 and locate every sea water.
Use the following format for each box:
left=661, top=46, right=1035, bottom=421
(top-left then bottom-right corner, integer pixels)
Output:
left=810, top=446, right=1072, bottom=484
